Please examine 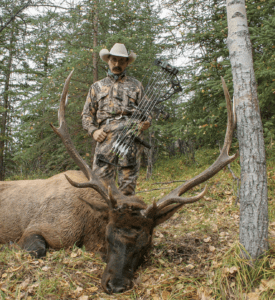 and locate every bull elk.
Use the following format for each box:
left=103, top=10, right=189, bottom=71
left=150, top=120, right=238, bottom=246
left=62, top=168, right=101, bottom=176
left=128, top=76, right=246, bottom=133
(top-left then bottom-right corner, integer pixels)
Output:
left=0, top=71, right=238, bottom=294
